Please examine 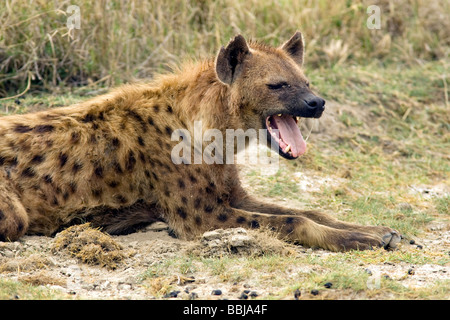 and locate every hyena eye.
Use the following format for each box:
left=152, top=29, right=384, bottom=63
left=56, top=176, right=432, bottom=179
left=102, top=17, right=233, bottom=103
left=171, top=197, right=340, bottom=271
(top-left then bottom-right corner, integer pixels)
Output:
left=267, top=82, right=290, bottom=90
left=306, top=81, right=310, bottom=88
